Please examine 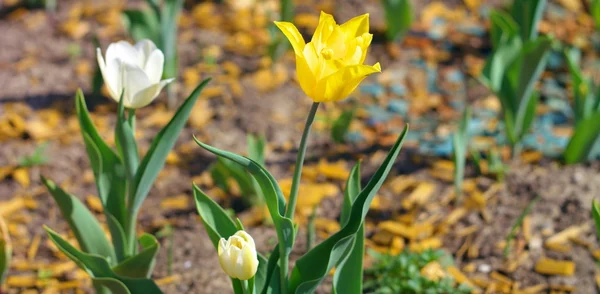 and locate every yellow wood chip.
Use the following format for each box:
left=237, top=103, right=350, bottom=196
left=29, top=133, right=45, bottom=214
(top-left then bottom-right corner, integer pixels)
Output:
left=7, top=275, right=37, bottom=287
left=445, top=207, right=467, bottom=225
left=388, top=176, right=417, bottom=194
left=13, top=167, right=30, bottom=188
left=534, top=257, right=575, bottom=276
left=390, top=236, right=404, bottom=255
left=156, top=275, right=181, bottom=286
left=86, top=195, right=103, bottom=213
left=409, top=237, right=442, bottom=252
left=545, top=224, right=588, bottom=245
left=402, top=182, right=435, bottom=210
left=447, top=266, right=475, bottom=288
left=379, top=221, right=433, bottom=240
left=160, top=195, right=190, bottom=210
left=27, top=234, right=41, bottom=261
